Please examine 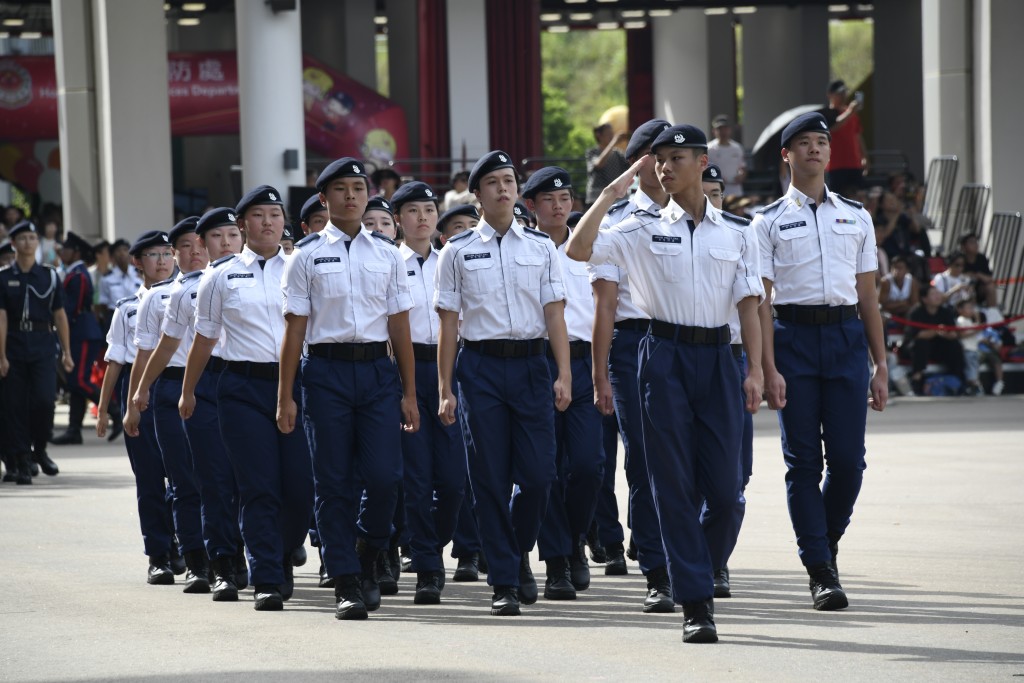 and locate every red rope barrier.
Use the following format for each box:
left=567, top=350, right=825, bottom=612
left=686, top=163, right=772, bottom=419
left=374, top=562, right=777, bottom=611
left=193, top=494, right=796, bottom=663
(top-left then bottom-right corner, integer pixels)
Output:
left=886, top=313, right=1024, bottom=332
